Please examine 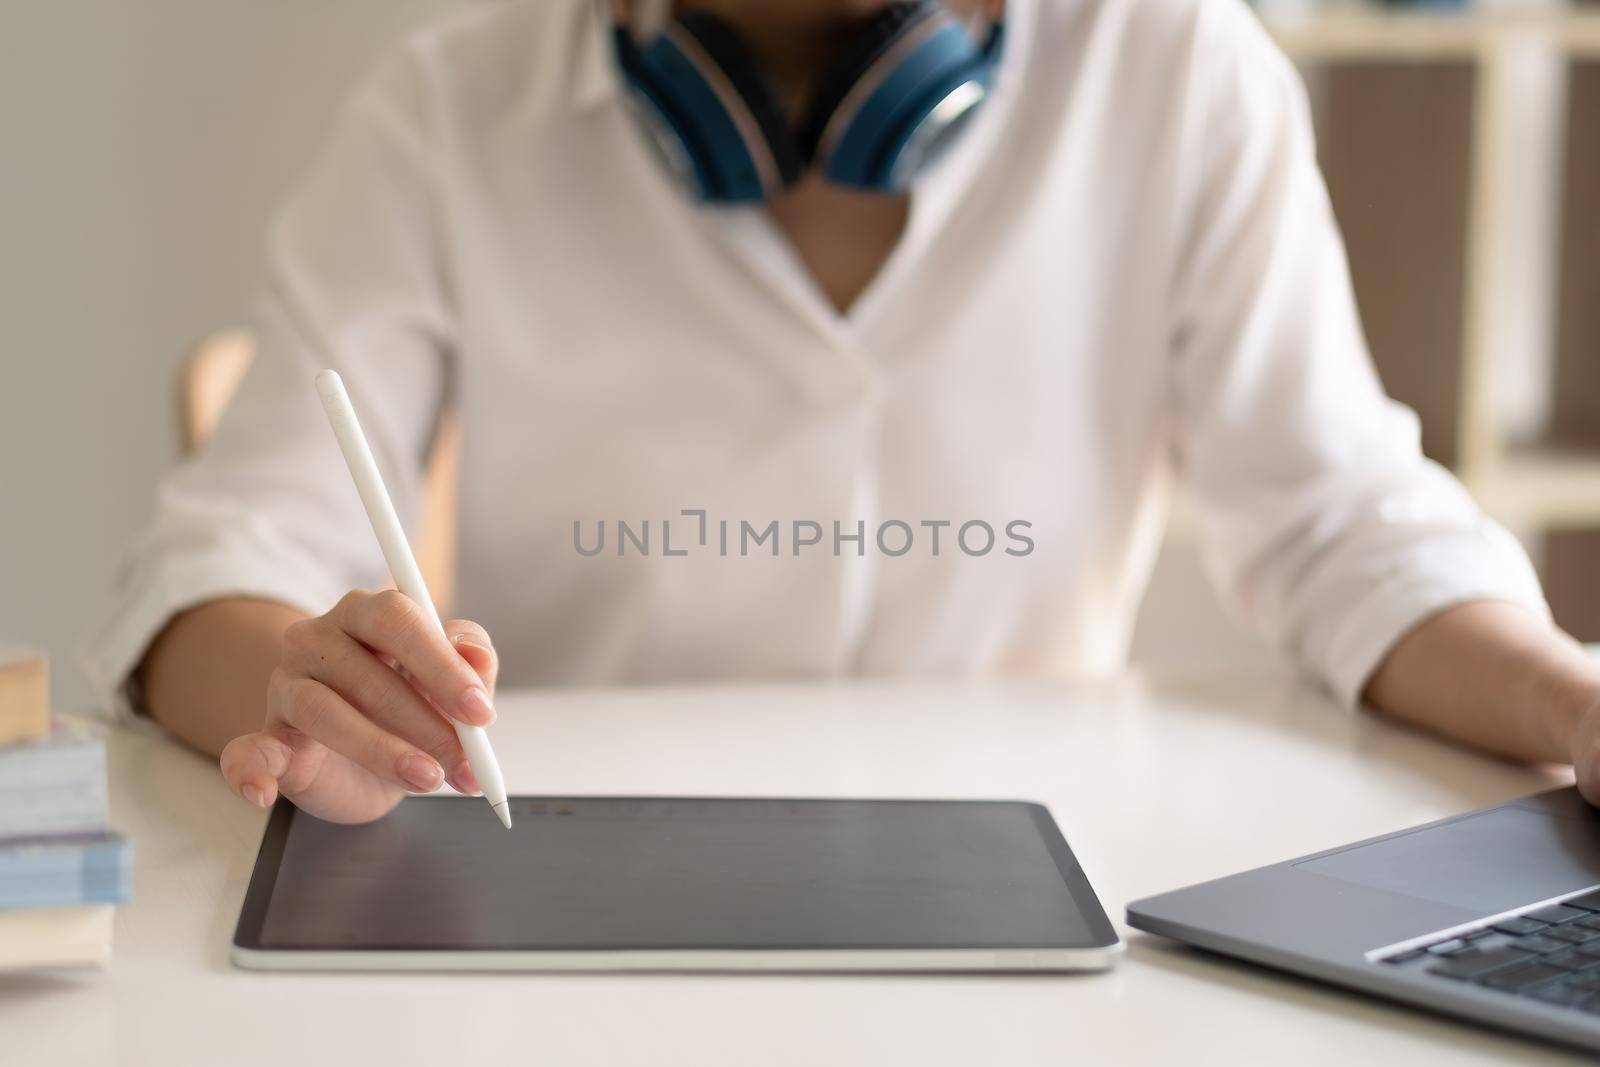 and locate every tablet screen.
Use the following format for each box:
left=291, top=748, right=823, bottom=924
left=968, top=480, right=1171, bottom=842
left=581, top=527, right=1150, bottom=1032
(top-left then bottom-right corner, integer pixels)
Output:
left=238, top=797, right=1115, bottom=952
